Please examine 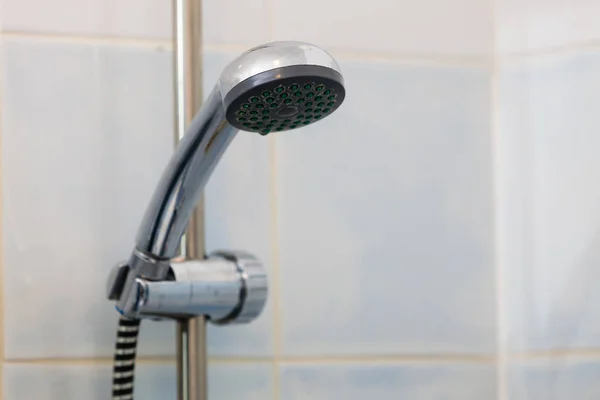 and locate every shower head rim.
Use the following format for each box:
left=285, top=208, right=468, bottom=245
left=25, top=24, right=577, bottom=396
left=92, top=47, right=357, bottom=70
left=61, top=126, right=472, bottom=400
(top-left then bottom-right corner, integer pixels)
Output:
left=218, top=41, right=343, bottom=98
